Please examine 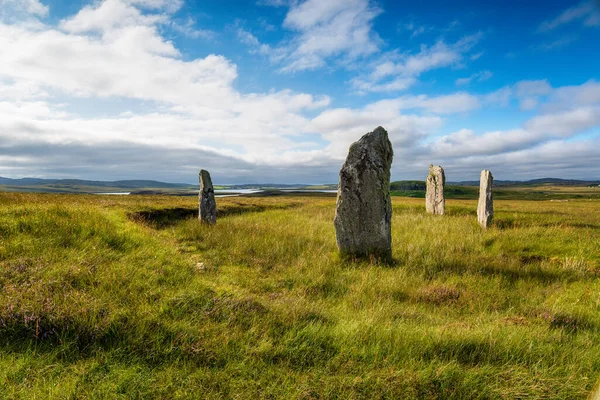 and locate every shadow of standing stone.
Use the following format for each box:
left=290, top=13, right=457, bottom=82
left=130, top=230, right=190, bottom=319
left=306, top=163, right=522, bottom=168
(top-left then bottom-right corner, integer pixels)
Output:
left=334, top=126, right=393, bottom=261
left=199, top=169, right=216, bottom=225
